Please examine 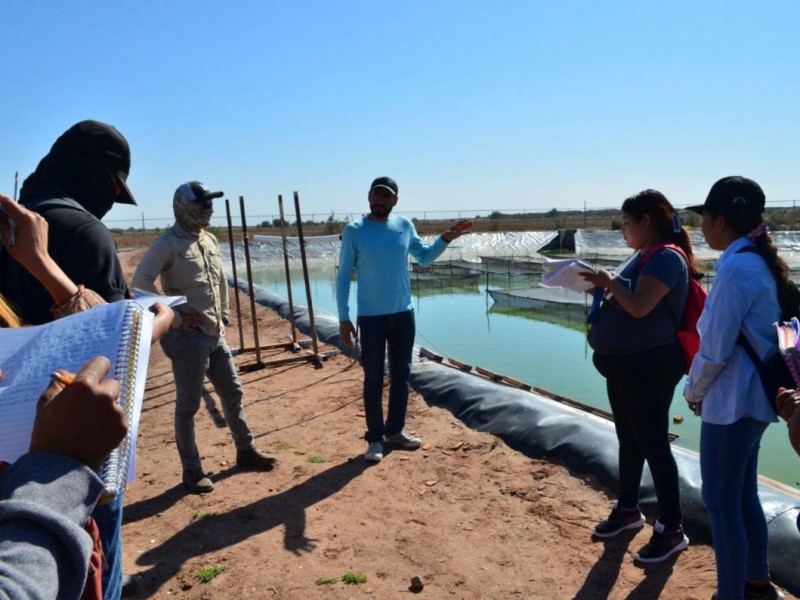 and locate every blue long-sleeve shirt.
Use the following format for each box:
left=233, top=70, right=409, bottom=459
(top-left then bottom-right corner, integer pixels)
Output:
left=336, top=215, right=449, bottom=321
left=684, top=236, right=780, bottom=425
